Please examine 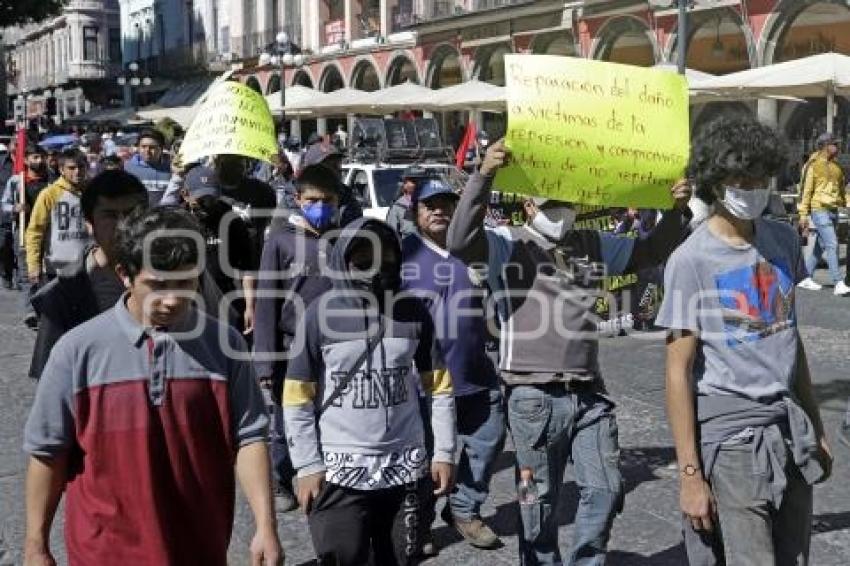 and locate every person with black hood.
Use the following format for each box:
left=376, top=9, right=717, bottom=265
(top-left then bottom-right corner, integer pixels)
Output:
left=161, top=154, right=277, bottom=332
left=283, top=217, right=456, bottom=566
left=178, top=167, right=258, bottom=335
left=254, top=164, right=341, bottom=512
left=386, top=166, right=429, bottom=239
